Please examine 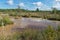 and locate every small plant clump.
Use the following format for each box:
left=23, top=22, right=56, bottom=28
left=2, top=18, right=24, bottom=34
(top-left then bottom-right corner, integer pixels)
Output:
left=0, top=16, right=13, bottom=26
